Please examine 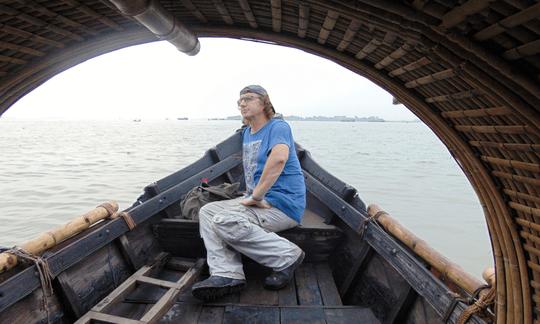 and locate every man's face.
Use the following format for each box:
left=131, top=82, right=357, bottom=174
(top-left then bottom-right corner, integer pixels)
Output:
left=238, top=93, right=264, bottom=119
